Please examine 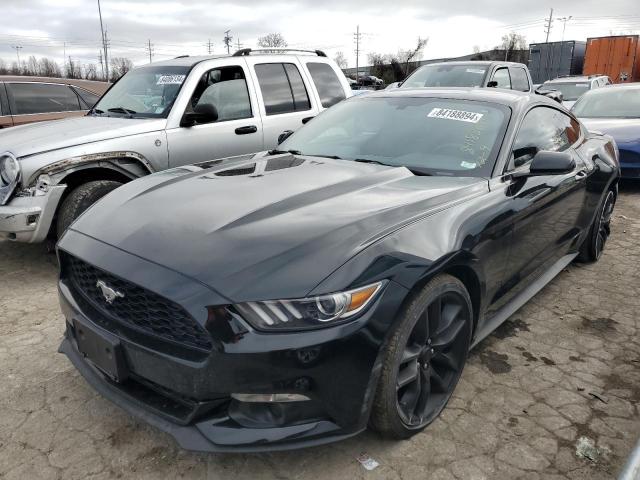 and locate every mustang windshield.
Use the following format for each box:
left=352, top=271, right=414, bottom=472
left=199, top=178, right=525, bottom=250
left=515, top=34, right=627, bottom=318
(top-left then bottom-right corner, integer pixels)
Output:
left=93, top=66, right=190, bottom=118
left=542, top=82, right=590, bottom=101
left=279, top=96, right=509, bottom=177
left=572, top=87, right=640, bottom=118
left=402, top=64, right=488, bottom=88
